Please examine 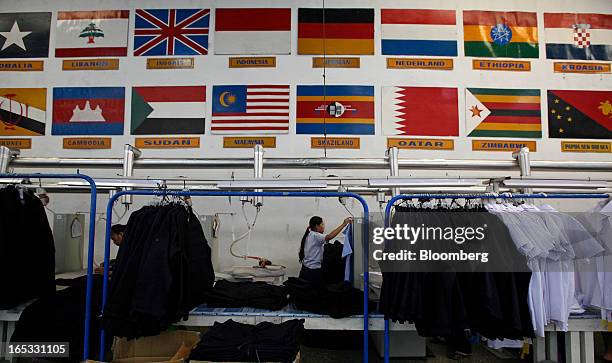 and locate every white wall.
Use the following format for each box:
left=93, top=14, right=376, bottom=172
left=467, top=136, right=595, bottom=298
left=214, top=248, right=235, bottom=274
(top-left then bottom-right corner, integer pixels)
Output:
left=2, top=0, right=611, bottom=276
